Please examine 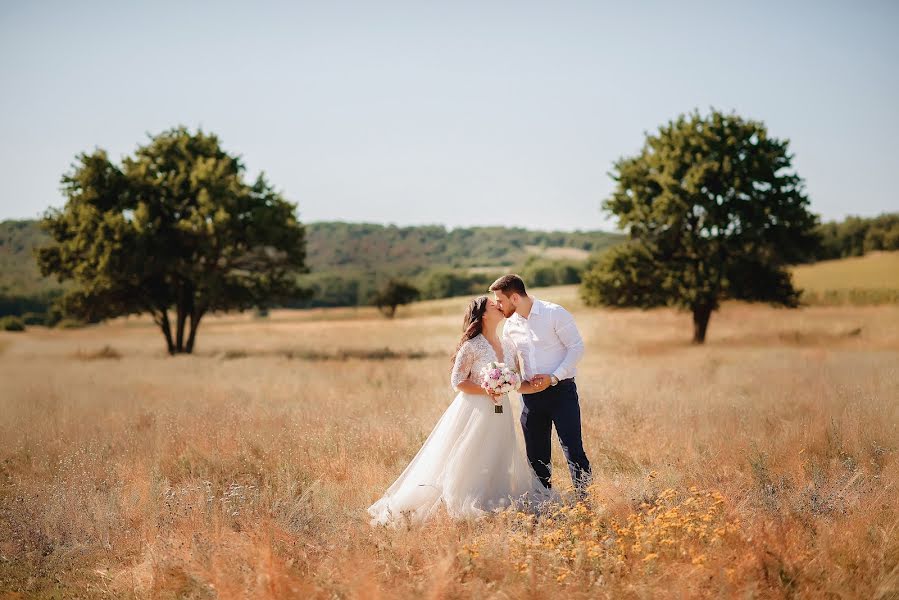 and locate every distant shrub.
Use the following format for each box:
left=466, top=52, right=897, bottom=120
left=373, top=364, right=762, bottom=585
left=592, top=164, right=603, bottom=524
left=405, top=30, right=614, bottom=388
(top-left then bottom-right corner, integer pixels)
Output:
left=293, top=272, right=377, bottom=308
left=21, top=312, right=47, bottom=326
left=44, top=307, right=64, bottom=327
left=373, top=279, right=420, bottom=318
left=814, top=213, right=899, bottom=260
left=800, top=288, right=899, bottom=306
left=848, top=289, right=899, bottom=305
left=519, top=257, right=585, bottom=287
left=0, top=290, right=64, bottom=318
left=56, top=318, right=87, bottom=329
left=0, top=316, right=25, bottom=331
left=417, top=270, right=496, bottom=300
